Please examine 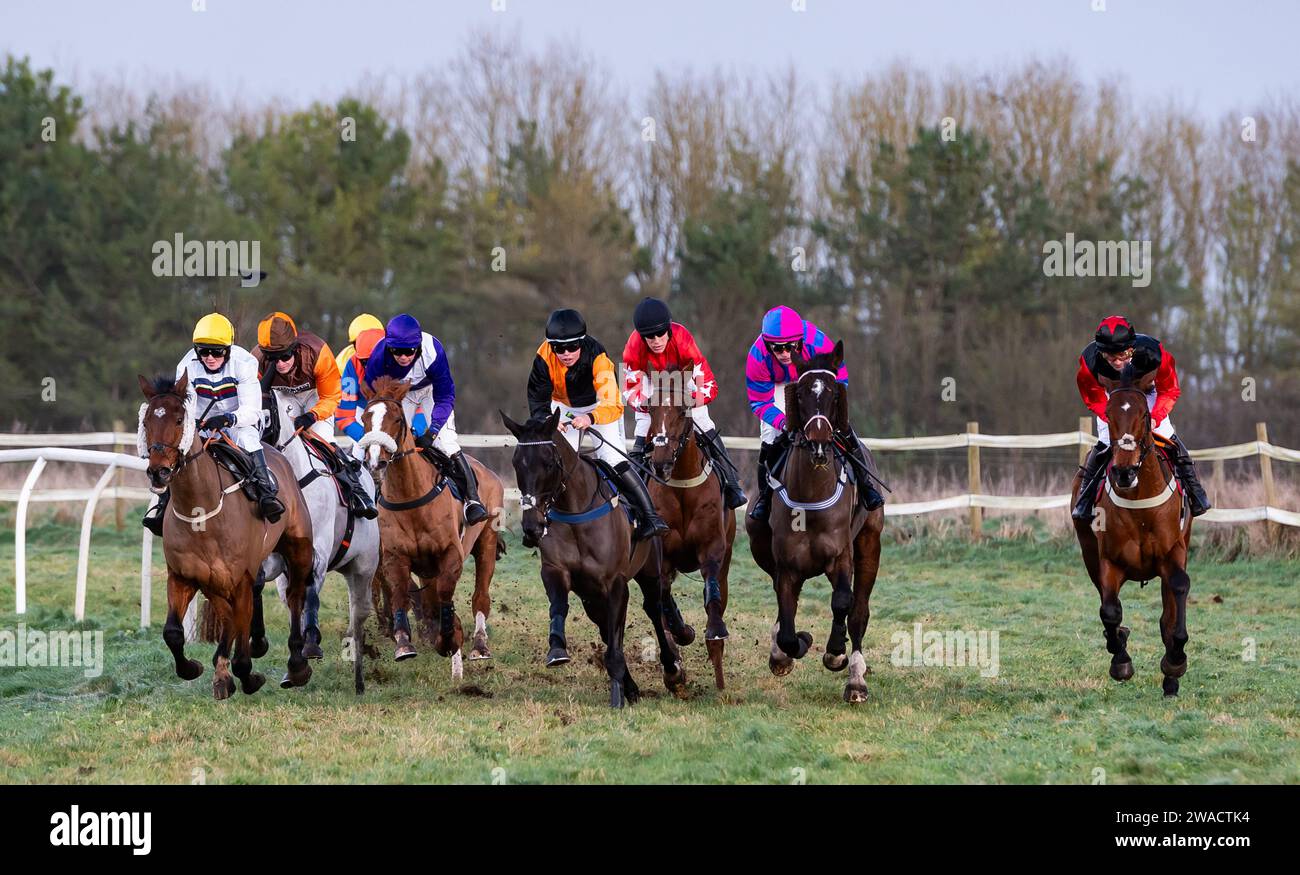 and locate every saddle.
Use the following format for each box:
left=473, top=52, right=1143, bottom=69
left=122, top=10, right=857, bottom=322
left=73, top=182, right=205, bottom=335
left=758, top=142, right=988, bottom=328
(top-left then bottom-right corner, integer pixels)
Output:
left=207, top=439, right=273, bottom=501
